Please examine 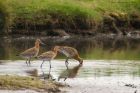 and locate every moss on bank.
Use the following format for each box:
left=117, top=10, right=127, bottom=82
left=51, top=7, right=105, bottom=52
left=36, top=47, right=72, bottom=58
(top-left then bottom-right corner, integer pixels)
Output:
left=0, top=0, right=140, bottom=35
left=0, top=75, right=64, bottom=92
